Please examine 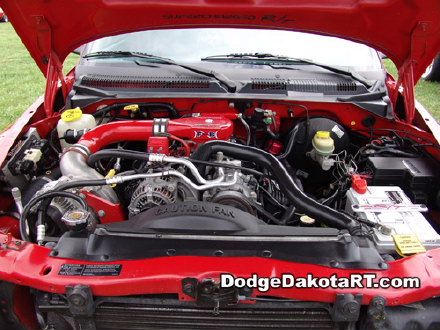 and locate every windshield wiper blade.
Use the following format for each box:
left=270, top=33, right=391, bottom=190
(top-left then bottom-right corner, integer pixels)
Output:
left=84, top=51, right=237, bottom=92
left=202, top=53, right=289, bottom=60
left=337, top=91, right=386, bottom=102
left=202, top=53, right=373, bottom=88
left=274, top=58, right=373, bottom=88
